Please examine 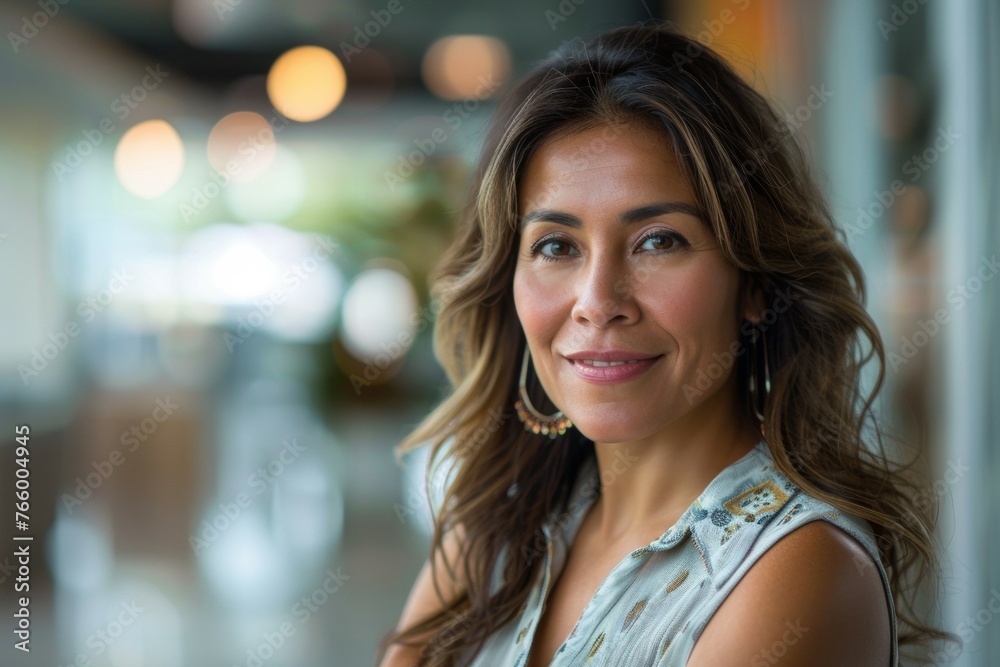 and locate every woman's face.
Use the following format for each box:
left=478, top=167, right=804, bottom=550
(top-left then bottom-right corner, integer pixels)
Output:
left=513, top=121, right=751, bottom=444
